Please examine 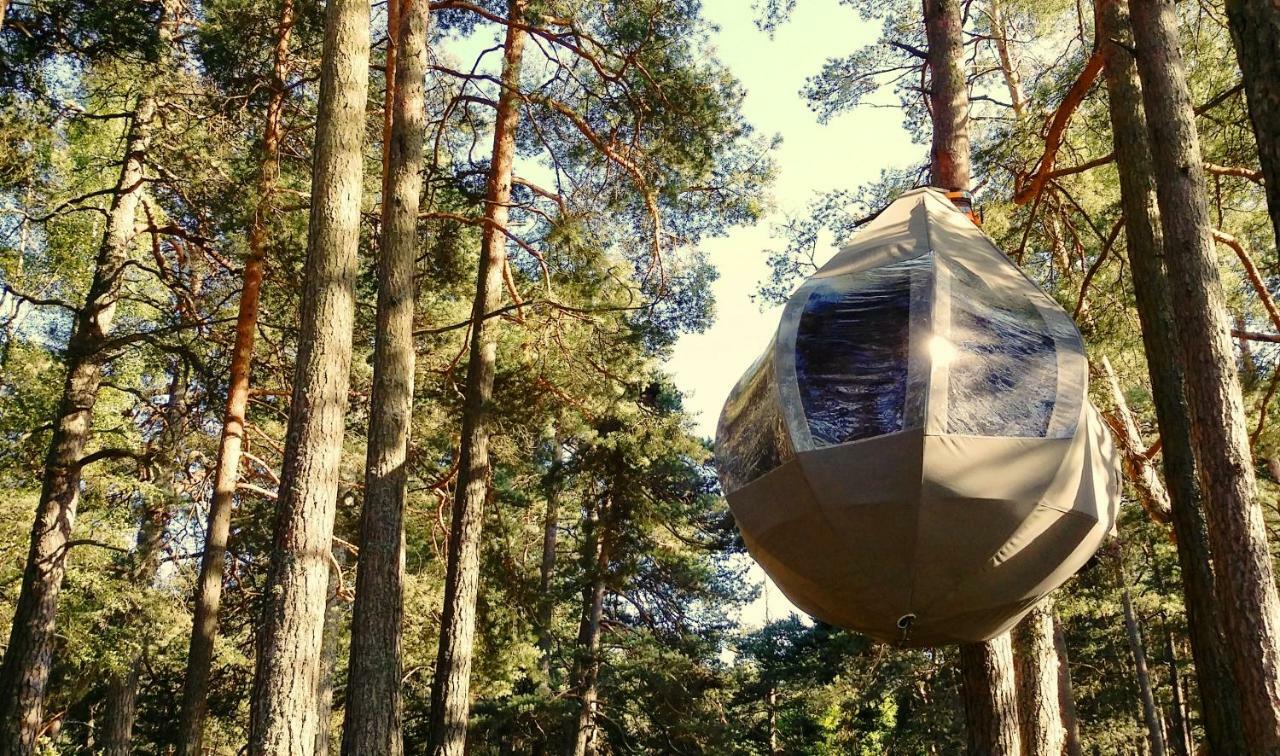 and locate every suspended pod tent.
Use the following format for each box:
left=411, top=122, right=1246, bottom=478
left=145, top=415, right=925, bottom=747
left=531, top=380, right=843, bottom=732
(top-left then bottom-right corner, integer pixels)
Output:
left=715, top=187, right=1121, bottom=647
